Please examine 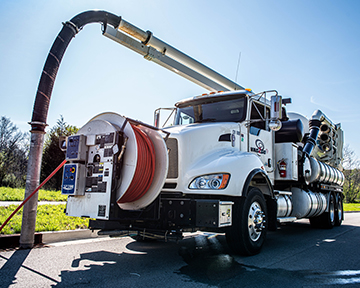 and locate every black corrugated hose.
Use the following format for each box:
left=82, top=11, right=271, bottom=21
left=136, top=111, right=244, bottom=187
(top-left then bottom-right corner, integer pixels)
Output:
left=31, top=10, right=121, bottom=132
left=301, top=119, right=321, bottom=162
